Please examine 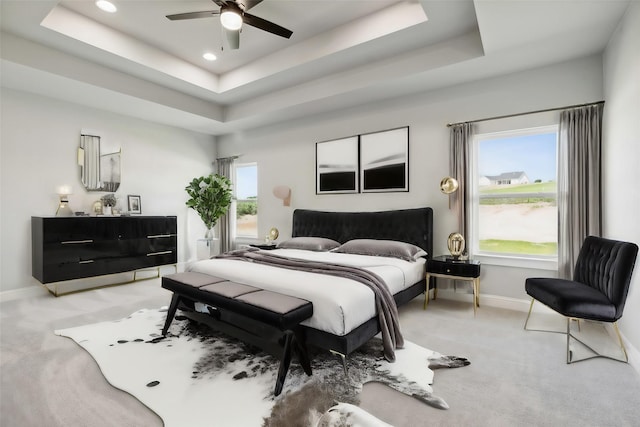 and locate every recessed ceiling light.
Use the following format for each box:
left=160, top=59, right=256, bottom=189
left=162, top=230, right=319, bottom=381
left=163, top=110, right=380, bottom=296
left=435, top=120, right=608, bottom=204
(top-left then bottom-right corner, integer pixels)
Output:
left=203, top=52, right=217, bottom=61
left=96, top=1, right=117, bottom=13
